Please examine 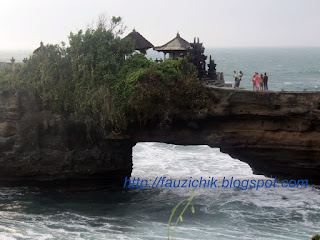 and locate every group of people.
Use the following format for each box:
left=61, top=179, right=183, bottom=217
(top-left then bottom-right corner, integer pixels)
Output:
left=233, top=71, right=269, bottom=91
left=252, top=72, right=268, bottom=91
